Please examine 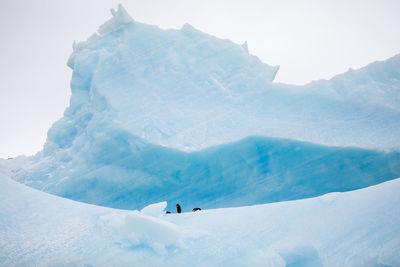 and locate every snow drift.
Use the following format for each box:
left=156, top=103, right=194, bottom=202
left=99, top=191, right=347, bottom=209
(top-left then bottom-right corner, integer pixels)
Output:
left=1, top=168, right=399, bottom=266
